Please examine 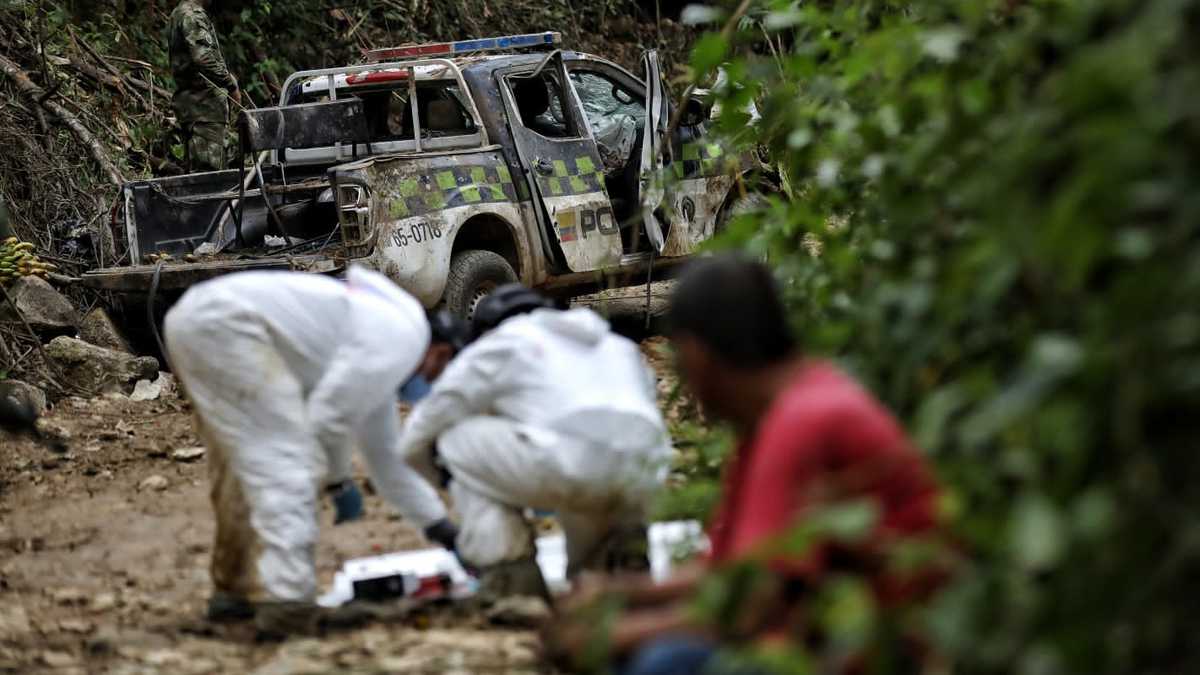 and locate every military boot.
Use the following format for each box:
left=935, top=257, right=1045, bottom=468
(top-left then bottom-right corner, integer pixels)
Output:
left=605, top=524, right=651, bottom=573
left=254, top=601, right=322, bottom=641
left=477, top=556, right=551, bottom=604
left=206, top=591, right=255, bottom=622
